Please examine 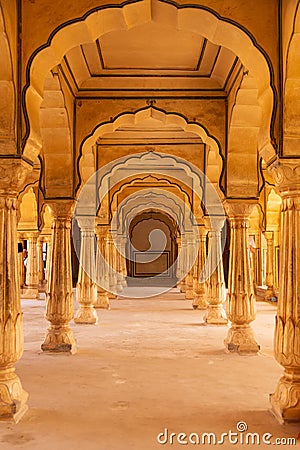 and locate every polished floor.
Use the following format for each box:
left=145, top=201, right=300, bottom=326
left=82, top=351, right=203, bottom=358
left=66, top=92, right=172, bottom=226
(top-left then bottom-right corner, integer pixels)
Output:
left=0, top=290, right=299, bottom=449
